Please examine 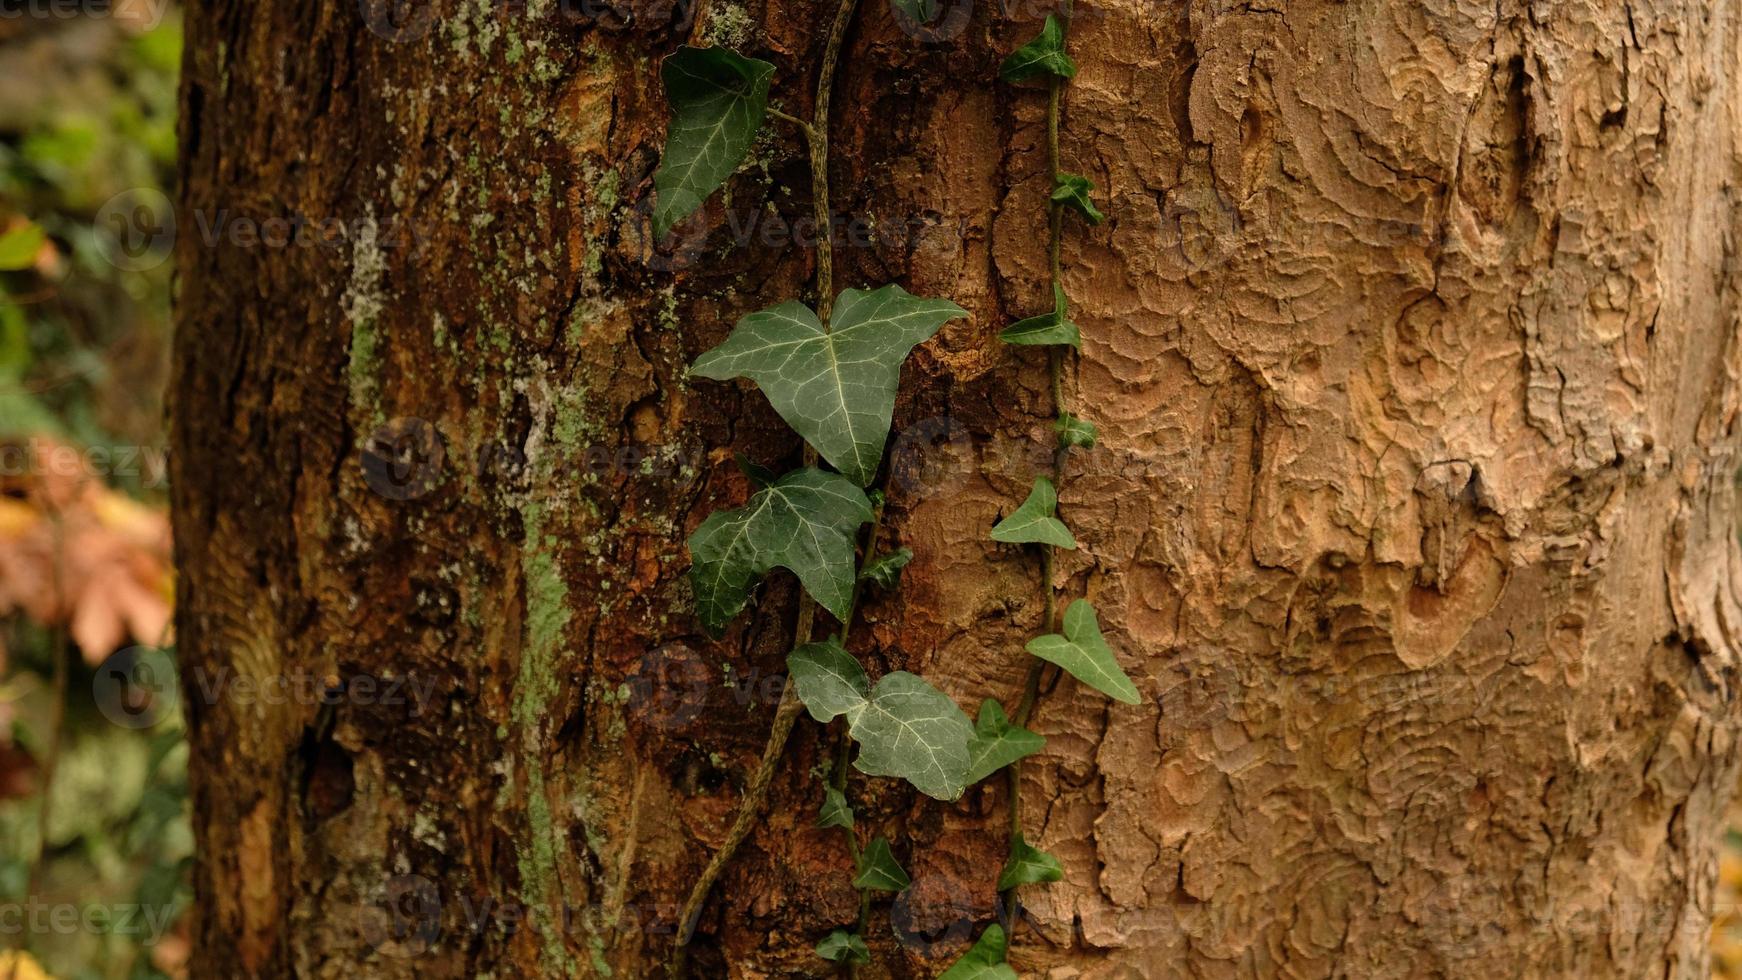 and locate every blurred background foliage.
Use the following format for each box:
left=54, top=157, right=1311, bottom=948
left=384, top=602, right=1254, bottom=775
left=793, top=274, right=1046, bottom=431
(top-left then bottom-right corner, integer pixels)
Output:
left=0, top=7, right=188, bottom=980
